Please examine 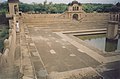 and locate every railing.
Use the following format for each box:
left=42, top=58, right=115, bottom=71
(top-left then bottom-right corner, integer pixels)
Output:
left=0, top=15, right=17, bottom=69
